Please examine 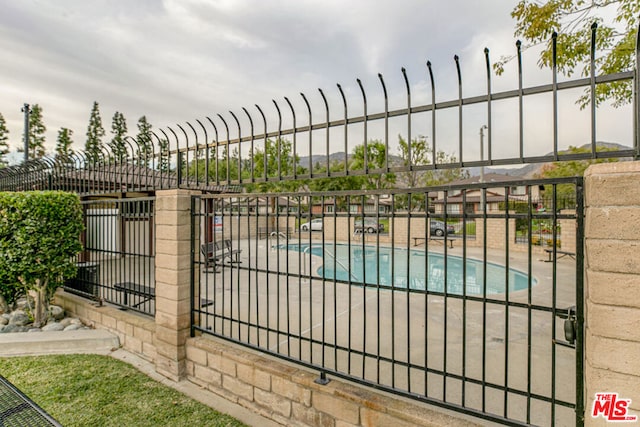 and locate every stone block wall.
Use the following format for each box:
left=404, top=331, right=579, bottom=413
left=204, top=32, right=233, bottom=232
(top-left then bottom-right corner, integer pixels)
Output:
left=584, top=162, right=640, bottom=426
left=55, top=290, right=156, bottom=362
left=185, top=336, right=478, bottom=427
